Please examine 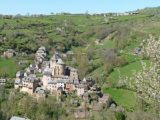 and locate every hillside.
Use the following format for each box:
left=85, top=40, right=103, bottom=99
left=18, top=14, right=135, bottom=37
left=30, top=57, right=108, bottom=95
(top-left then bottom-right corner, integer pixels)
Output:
left=1, top=7, right=160, bottom=119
